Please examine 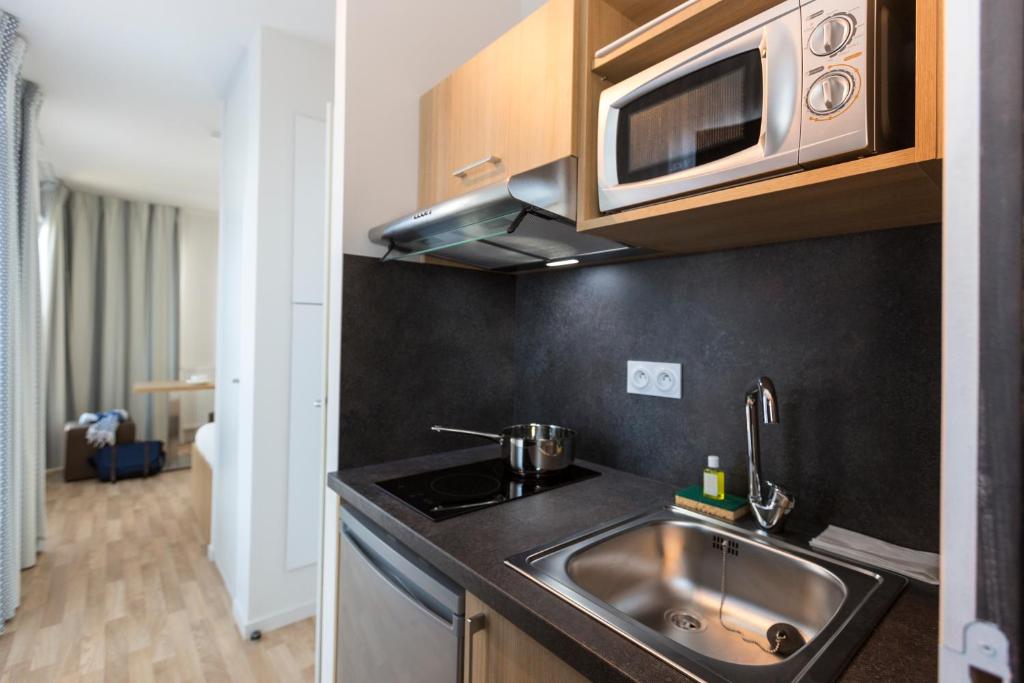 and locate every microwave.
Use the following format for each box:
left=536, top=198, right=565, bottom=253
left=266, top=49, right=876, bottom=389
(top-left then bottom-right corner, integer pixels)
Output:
left=597, top=0, right=914, bottom=213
